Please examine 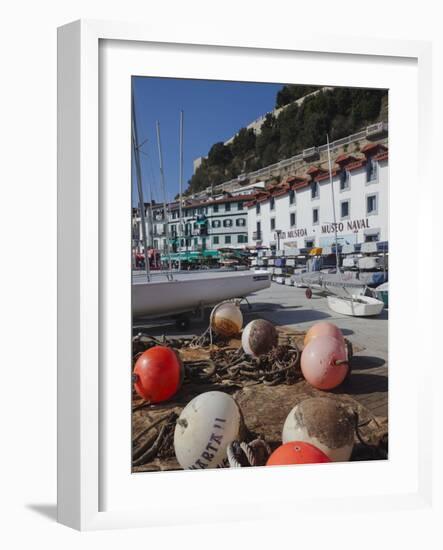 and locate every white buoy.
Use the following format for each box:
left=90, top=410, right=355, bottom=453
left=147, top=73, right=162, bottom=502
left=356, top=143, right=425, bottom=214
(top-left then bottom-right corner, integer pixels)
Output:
left=174, top=391, right=243, bottom=469
left=241, top=319, right=278, bottom=357
left=282, top=397, right=354, bottom=462
left=211, top=302, right=243, bottom=337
